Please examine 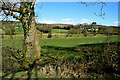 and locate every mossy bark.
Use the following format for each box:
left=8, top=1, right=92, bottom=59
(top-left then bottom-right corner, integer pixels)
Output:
left=20, top=2, right=41, bottom=68
left=23, top=18, right=41, bottom=60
